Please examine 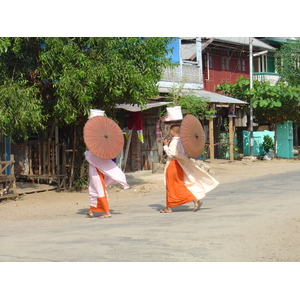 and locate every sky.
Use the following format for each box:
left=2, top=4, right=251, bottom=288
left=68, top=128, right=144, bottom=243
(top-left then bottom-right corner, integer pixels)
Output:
left=1, top=1, right=297, bottom=37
